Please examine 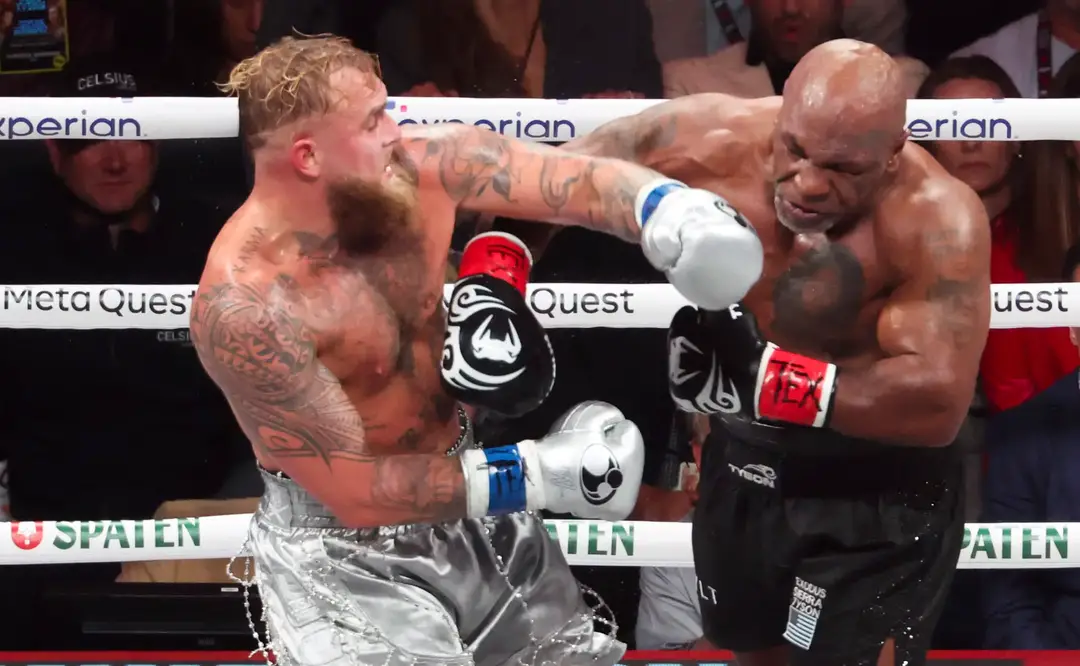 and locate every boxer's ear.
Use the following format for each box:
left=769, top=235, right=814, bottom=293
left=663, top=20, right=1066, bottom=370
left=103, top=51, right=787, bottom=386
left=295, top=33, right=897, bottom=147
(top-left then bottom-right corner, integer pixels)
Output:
left=289, top=136, right=320, bottom=179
